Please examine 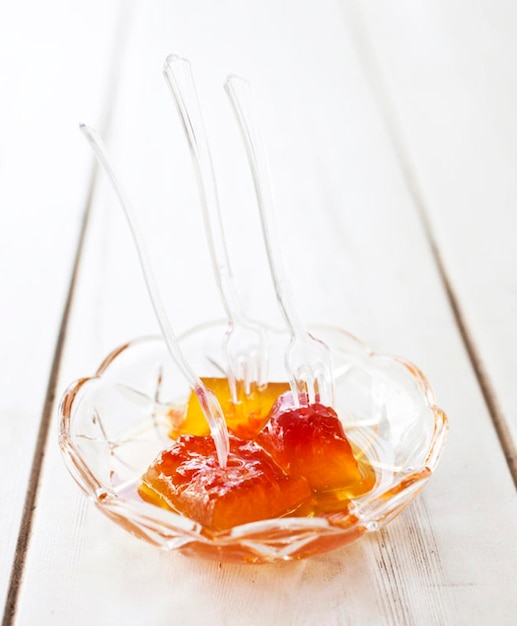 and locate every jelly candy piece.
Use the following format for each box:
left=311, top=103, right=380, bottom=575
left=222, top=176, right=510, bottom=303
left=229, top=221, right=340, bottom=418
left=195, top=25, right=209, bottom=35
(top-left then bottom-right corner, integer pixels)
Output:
left=257, top=392, right=363, bottom=492
left=169, top=378, right=290, bottom=439
left=138, top=434, right=311, bottom=531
